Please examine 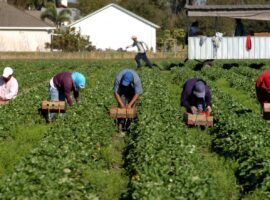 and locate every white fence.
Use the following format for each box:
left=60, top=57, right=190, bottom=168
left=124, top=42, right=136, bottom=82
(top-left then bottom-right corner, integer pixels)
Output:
left=188, top=36, right=270, bottom=59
